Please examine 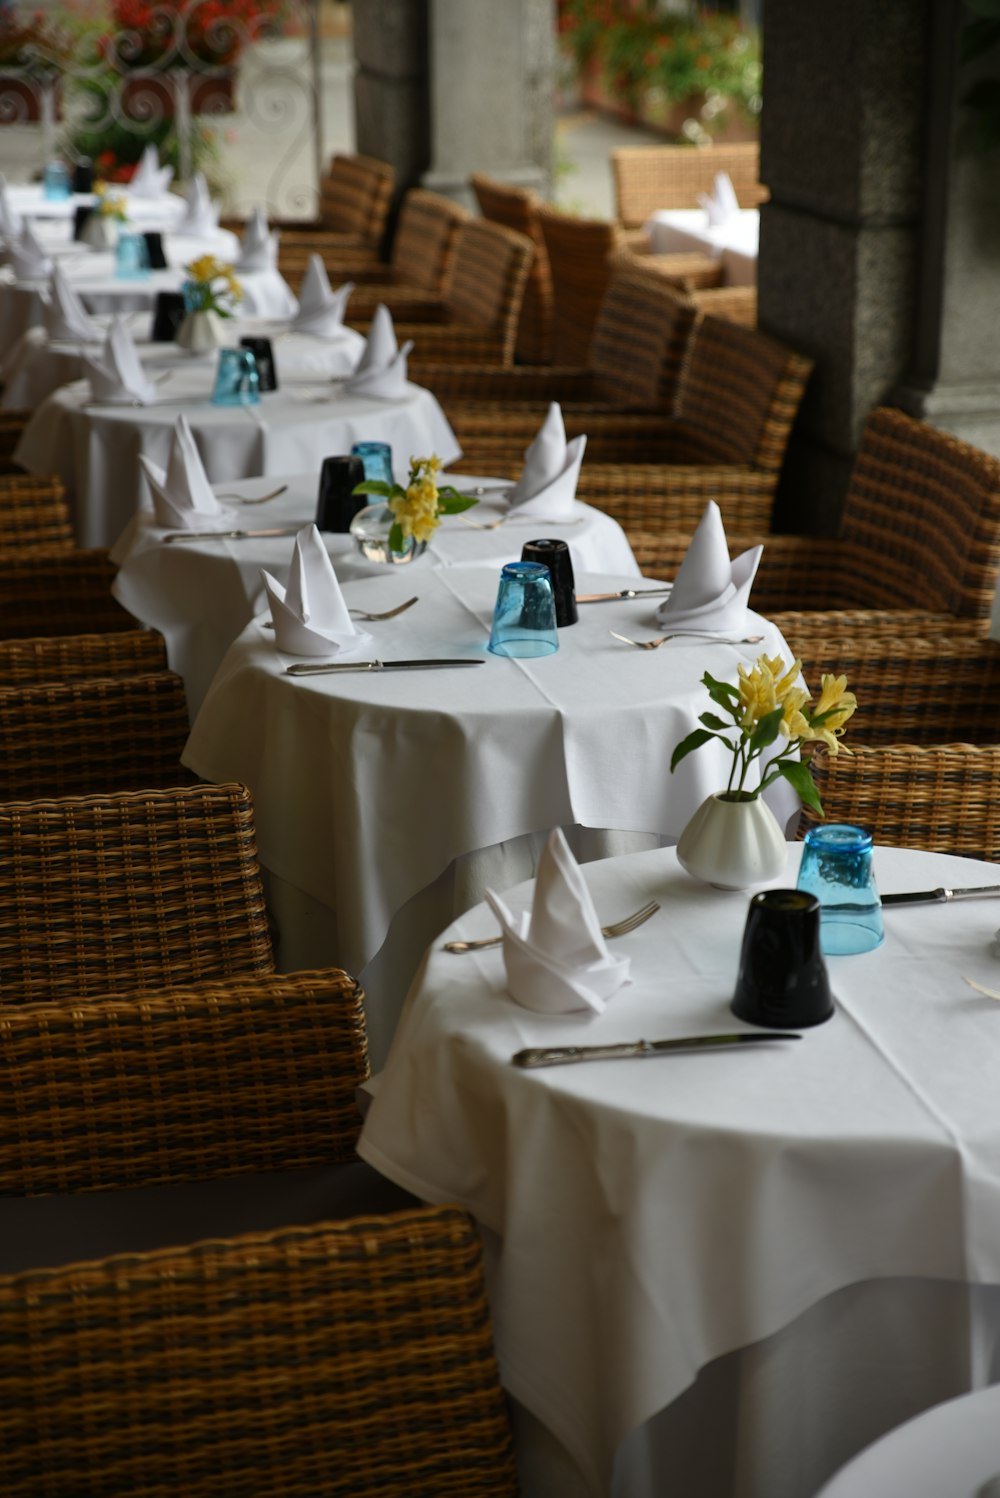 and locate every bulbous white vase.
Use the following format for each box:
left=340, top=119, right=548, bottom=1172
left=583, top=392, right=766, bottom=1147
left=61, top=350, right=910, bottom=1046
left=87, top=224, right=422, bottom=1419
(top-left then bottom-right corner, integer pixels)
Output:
left=175, top=309, right=226, bottom=353
left=81, top=215, right=118, bottom=249
left=676, top=792, right=787, bottom=891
